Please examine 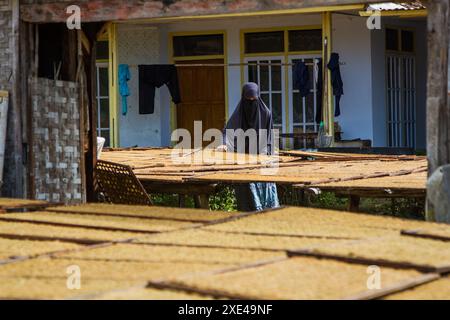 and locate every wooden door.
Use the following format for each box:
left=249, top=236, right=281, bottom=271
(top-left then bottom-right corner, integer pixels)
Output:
left=176, top=59, right=226, bottom=147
